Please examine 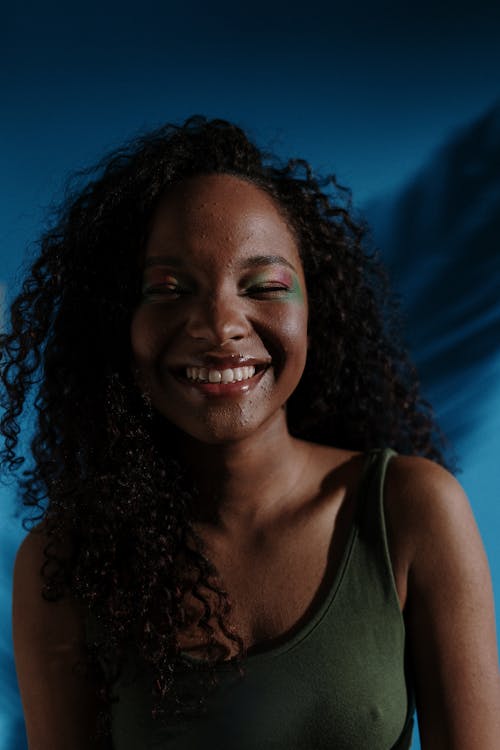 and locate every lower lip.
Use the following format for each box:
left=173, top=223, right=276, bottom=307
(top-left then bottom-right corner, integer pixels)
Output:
left=174, top=368, right=268, bottom=398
